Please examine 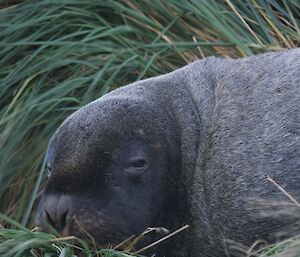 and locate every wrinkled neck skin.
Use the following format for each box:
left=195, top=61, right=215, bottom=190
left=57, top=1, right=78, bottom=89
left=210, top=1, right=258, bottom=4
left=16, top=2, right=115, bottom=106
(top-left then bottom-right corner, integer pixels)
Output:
left=106, top=60, right=215, bottom=257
